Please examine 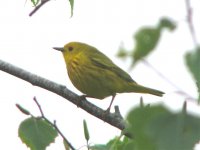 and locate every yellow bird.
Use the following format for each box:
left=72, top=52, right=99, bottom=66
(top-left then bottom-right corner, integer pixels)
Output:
left=53, top=42, right=164, bottom=111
